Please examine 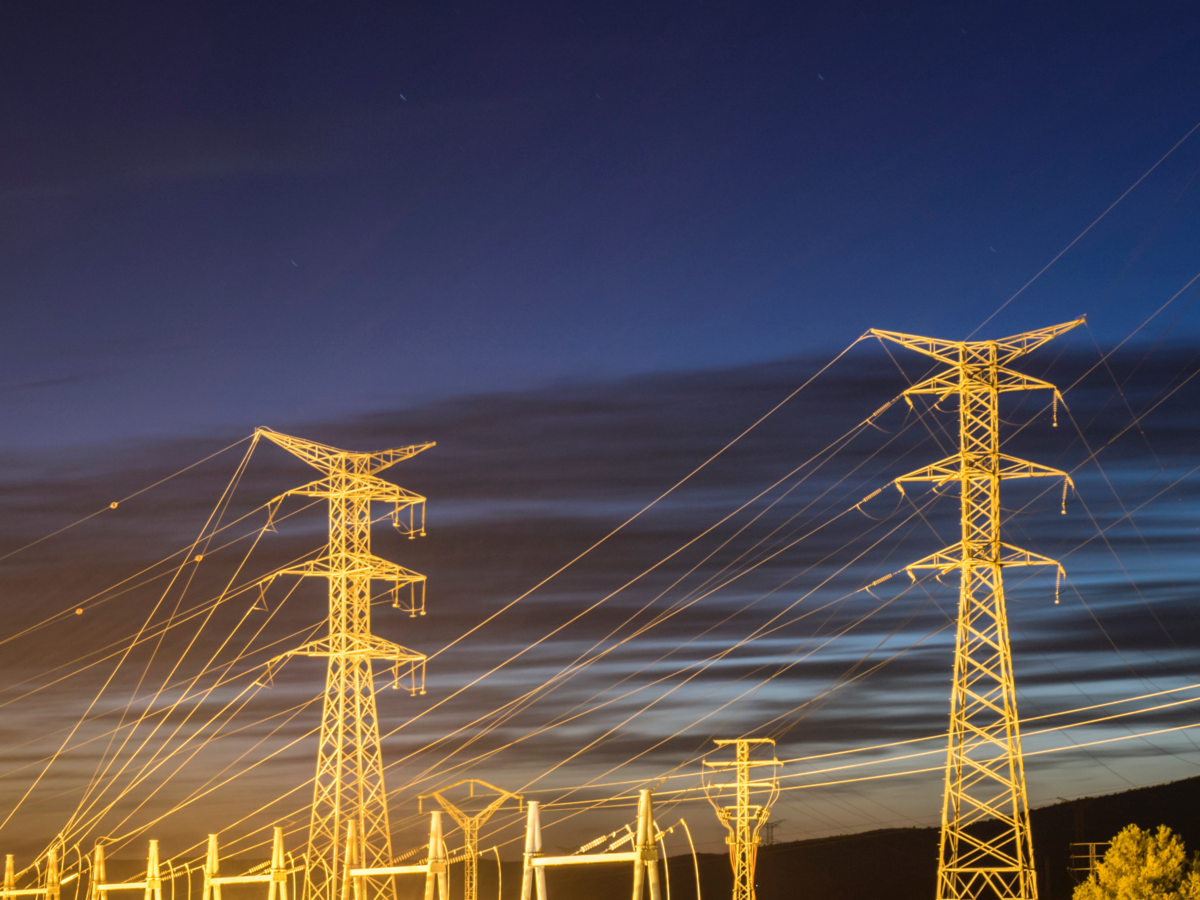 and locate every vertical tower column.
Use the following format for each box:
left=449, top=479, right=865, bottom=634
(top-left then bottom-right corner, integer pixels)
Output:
left=871, top=322, right=1080, bottom=900
left=520, top=802, right=546, bottom=900
left=310, top=473, right=391, bottom=893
